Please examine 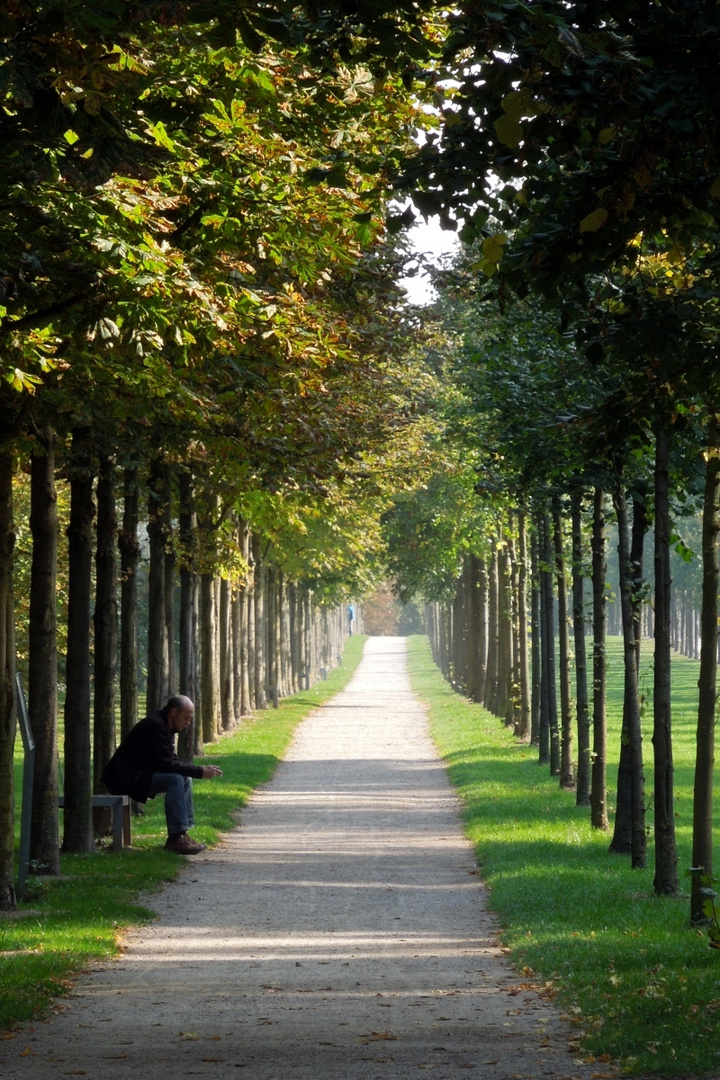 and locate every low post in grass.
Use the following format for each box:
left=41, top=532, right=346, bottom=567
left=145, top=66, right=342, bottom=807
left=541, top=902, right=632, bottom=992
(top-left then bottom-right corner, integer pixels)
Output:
left=15, top=673, right=35, bottom=901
